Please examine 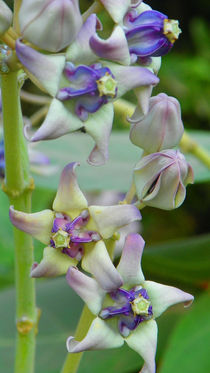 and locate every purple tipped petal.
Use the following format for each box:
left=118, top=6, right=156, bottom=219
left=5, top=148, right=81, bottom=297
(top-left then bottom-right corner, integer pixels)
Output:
left=31, top=246, right=77, bottom=278
left=89, top=204, right=141, bottom=239
left=66, top=317, right=124, bottom=352
left=104, top=61, right=159, bottom=99
left=66, top=267, right=105, bottom=315
left=82, top=240, right=123, bottom=291
left=66, top=14, right=98, bottom=65
left=29, top=99, right=82, bottom=142
left=90, top=26, right=131, bottom=65
left=9, top=206, right=54, bottom=245
left=53, top=162, right=88, bottom=214
left=85, top=103, right=114, bottom=166
left=117, top=233, right=145, bottom=285
left=126, top=319, right=157, bottom=373
left=144, top=281, right=194, bottom=319
left=15, top=39, right=65, bottom=97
